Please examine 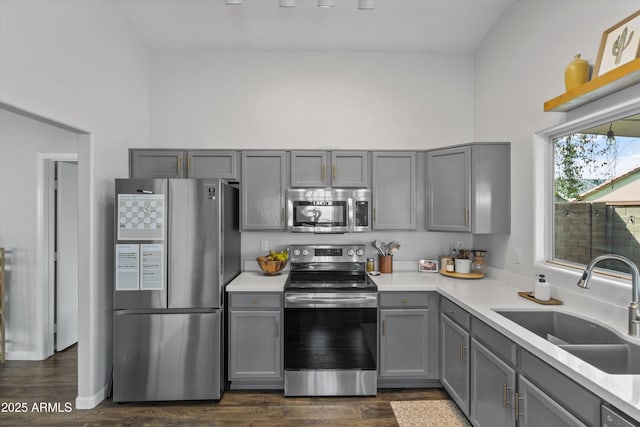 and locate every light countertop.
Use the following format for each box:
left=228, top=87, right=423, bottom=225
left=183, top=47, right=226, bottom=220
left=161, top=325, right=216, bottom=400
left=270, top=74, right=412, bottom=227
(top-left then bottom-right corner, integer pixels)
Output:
left=226, top=270, right=640, bottom=420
